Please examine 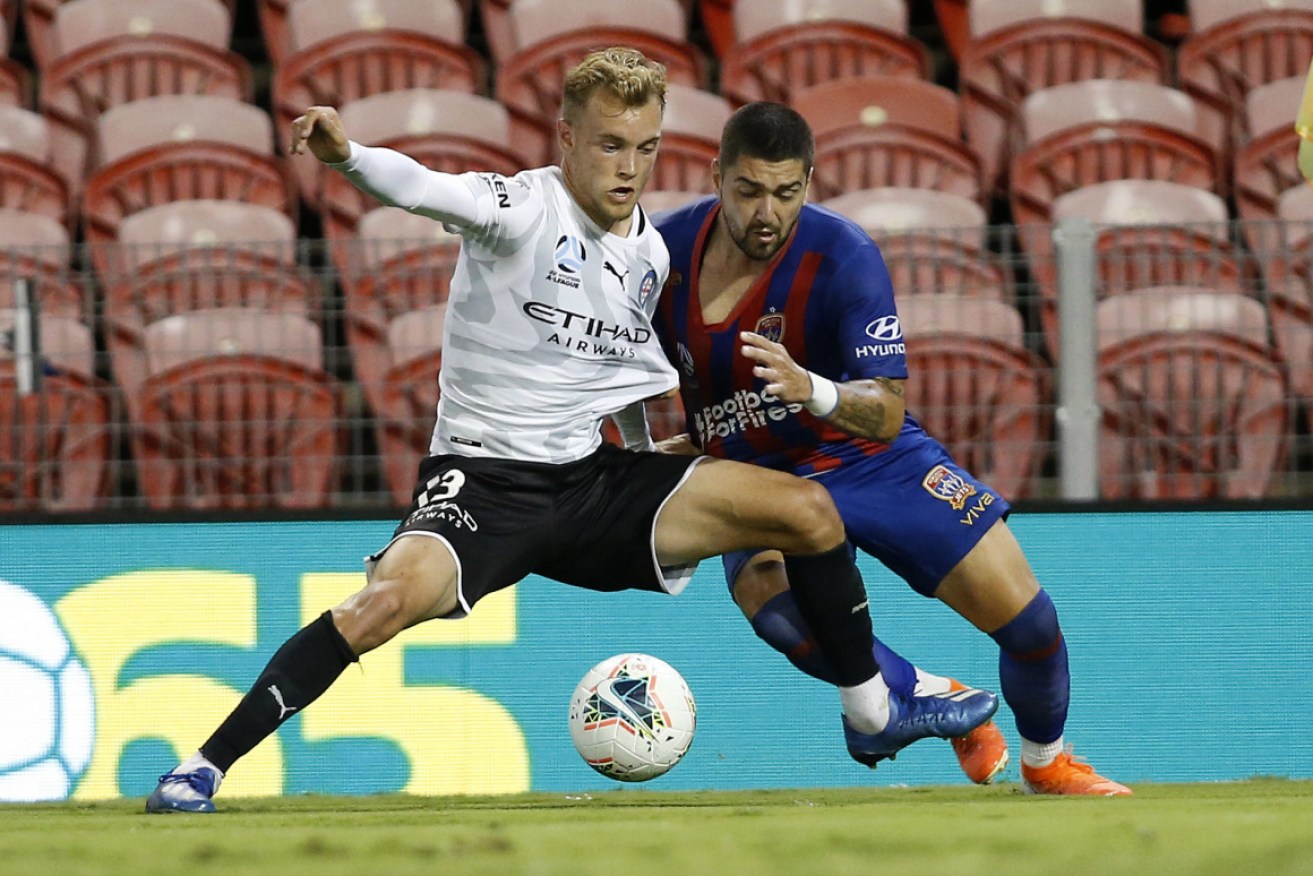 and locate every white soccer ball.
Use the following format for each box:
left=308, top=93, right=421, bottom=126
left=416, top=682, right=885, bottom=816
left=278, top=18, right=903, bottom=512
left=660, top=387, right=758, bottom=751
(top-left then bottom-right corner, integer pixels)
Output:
left=0, top=579, right=95, bottom=801
left=568, top=653, right=696, bottom=782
